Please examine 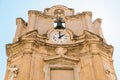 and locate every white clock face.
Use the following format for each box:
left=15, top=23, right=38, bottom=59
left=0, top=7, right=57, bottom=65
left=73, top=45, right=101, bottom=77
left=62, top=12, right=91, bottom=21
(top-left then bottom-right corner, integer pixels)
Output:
left=51, top=31, right=69, bottom=44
